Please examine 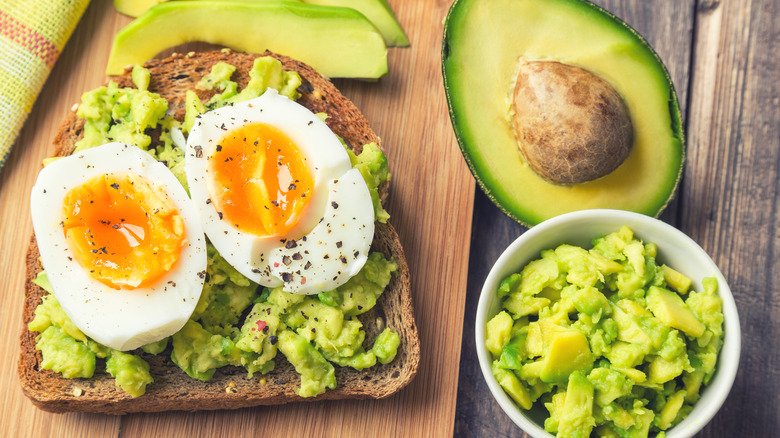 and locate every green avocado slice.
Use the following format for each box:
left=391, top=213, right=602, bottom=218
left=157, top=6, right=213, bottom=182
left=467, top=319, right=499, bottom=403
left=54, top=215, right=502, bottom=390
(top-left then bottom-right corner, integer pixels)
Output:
left=442, top=0, right=684, bottom=227
left=113, top=0, right=409, bottom=47
left=107, top=1, right=388, bottom=79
